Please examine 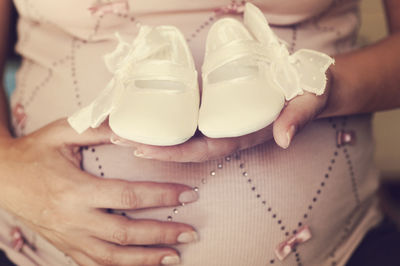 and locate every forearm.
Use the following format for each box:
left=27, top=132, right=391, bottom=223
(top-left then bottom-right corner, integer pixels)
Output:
left=321, top=29, right=400, bottom=118
left=0, top=88, right=11, bottom=139
left=0, top=0, right=12, bottom=140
